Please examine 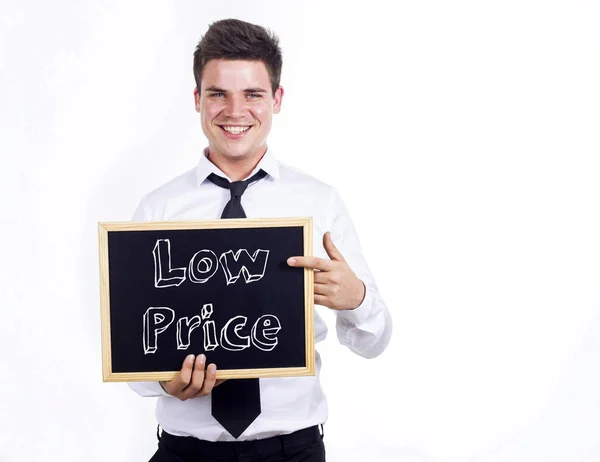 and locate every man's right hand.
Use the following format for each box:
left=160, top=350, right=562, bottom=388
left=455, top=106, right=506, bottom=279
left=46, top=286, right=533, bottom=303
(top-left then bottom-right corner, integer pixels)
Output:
left=160, top=354, right=224, bottom=401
